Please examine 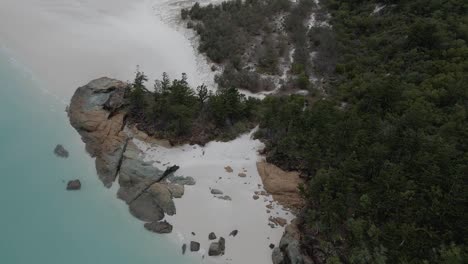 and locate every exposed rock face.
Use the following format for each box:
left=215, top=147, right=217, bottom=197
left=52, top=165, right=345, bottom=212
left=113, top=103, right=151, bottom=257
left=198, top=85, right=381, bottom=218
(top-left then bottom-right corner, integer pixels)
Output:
left=54, top=144, right=69, bottom=158
left=69, top=78, right=194, bottom=237
left=167, top=184, right=184, bottom=198
left=68, top=77, right=128, bottom=187
left=66, top=180, right=81, bottom=190
left=272, top=219, right=313, bottom=264
left=144, top=220, right=173, bottom=234
left=257, top=162, right=304, bottom=211
left=167, top=175, right=196, bottom=185
left=119, top=141, right=164, bottom=188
